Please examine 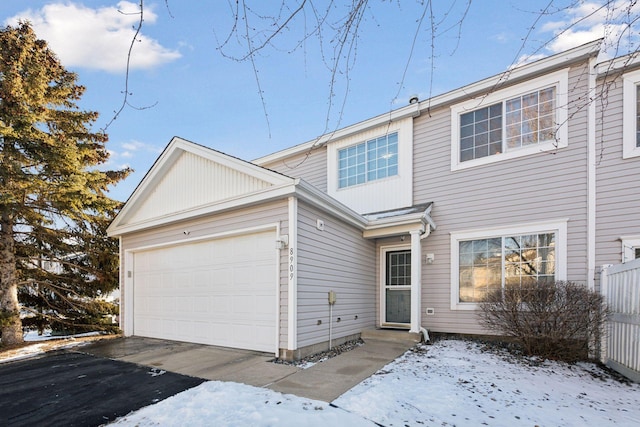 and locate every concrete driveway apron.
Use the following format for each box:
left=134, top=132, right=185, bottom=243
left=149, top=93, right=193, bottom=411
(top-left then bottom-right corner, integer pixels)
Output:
left=84, top=333, right=417, bottom=402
